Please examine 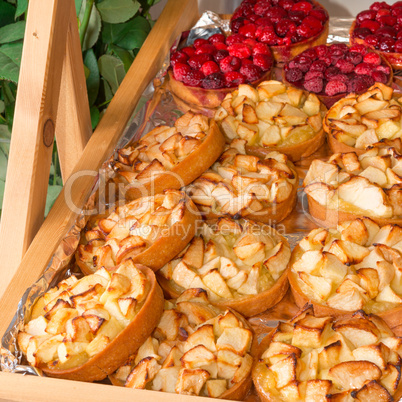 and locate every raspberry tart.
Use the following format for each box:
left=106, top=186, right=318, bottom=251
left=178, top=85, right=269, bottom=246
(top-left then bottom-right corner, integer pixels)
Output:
left=186, top=139, right=298, bottom=223
left=230, top=0, right=329, bottom=63
left=166, top=33, right=274, bottom=114
left=109, top=288, right=256, bottom=399
left=76, top=190, right=199, bottom=274
left=214, top=81, right=326, bottom=162
left=303, top=145, right=402, bottom=227
left=253, top=306, right=402, bottom=401
left=17, top=260, right=164, bottom=382
left=111, top=111, right=225, bottom=200
left=157, top=217, right=291, bottom=317
left=288, top=219, right=402, bottom=330
left=283, top=43, right=393, bottom=108
left=350, top=1, right=402, bottom=70
left=325, top=83, right=402, bottom=155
